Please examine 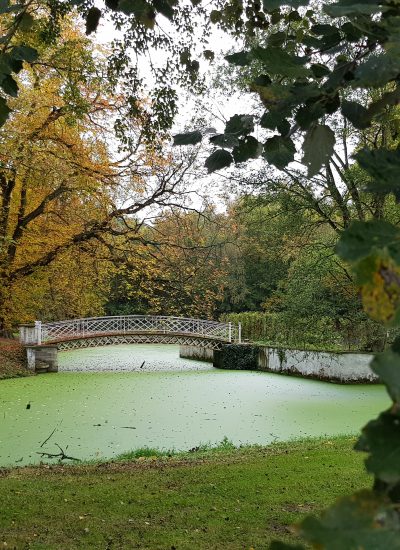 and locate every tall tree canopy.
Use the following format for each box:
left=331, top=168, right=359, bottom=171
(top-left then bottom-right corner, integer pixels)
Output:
left=0, top=20, right=201, bottom=331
